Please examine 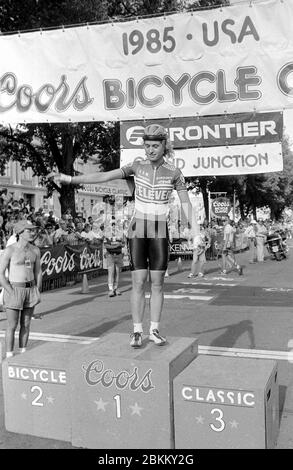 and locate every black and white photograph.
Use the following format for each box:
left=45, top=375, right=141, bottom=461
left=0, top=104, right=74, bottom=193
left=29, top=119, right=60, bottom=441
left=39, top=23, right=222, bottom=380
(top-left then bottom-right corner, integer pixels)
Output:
left=0, top=0, right=292, bottom=457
